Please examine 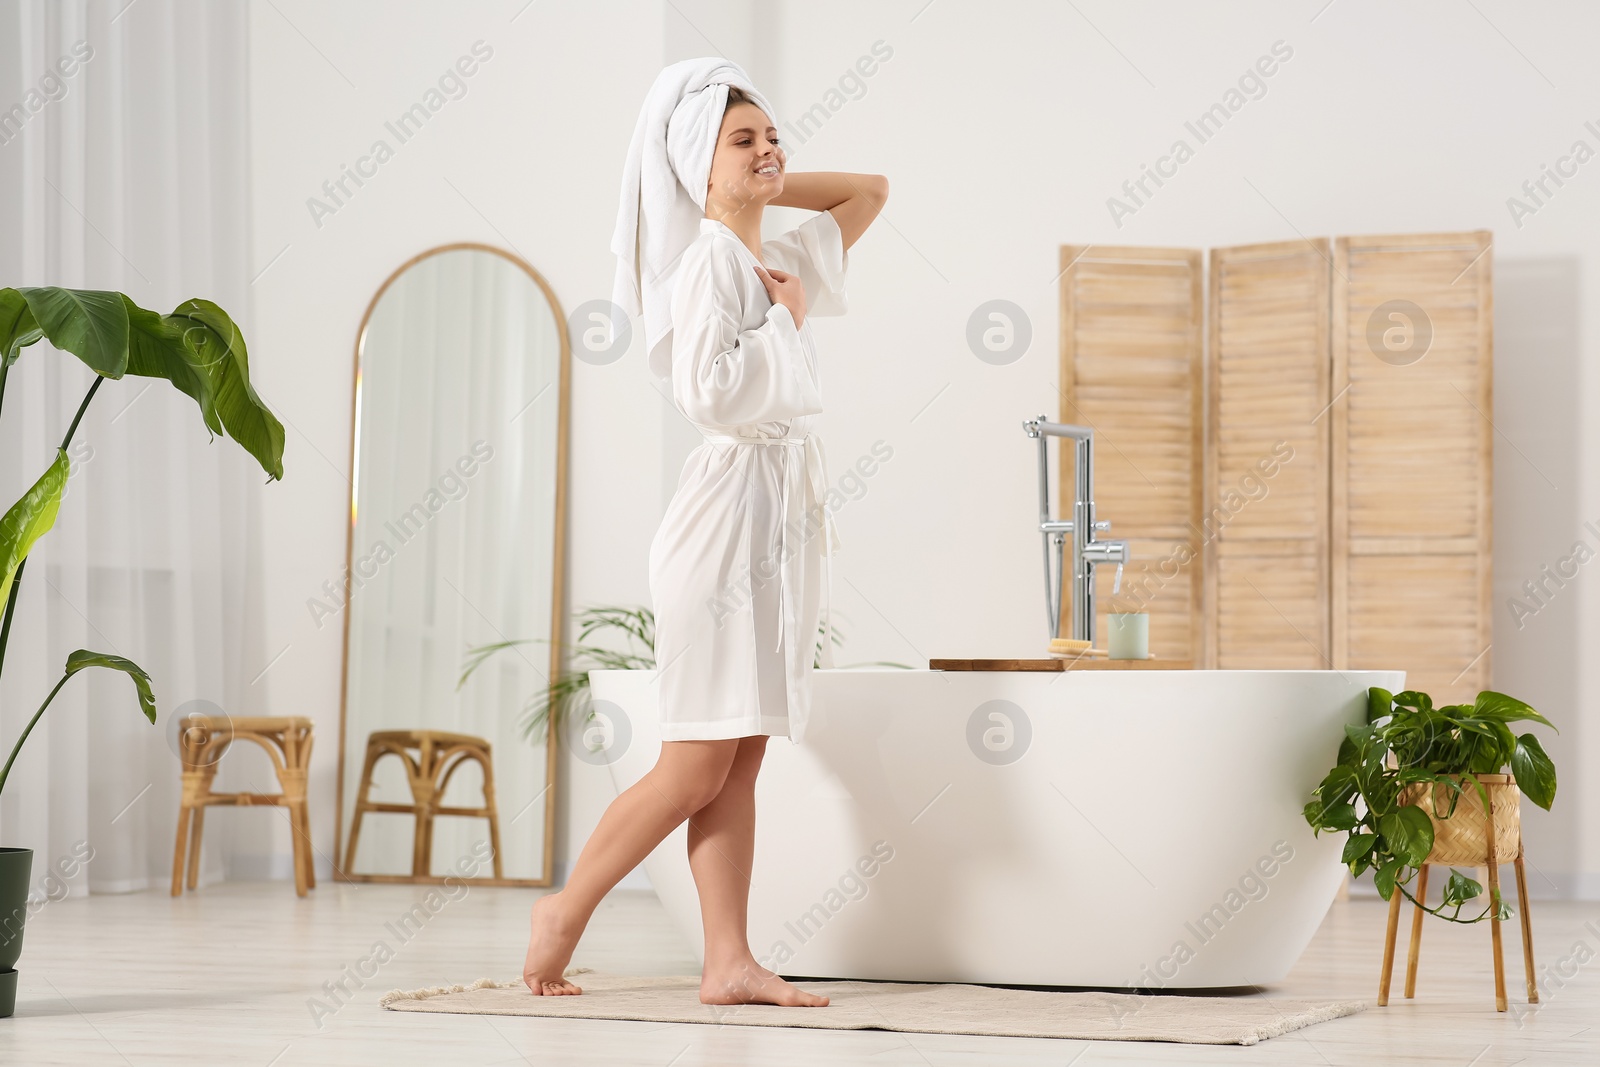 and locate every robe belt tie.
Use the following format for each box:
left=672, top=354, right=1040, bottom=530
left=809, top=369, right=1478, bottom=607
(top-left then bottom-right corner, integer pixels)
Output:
left=701, top=432, right=838, bottom=668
